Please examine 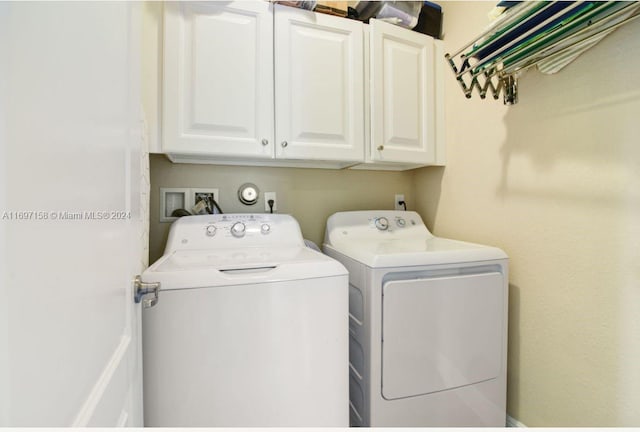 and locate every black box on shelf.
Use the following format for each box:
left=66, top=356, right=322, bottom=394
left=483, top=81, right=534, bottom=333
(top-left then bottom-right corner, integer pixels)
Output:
left=412, top=1, right=442, bottom=39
